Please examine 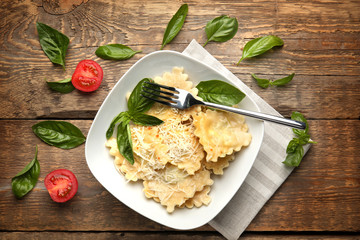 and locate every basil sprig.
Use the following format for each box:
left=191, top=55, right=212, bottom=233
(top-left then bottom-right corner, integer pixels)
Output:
left=106, top=79, right=163, bottom=164
left=196, top=80, right=246, bottom=106
left=12, top=146, right=40, bottom=198
left=251, top=73, right=295, bottom=88
left=36, top=22, right=69, bottom=70
left=283, top=112, right=317, bottom=167
left=203, top=15, right=238, bottom=47
left=32, top=121, right=86, bottom=149
left=161, top=4, right=188, bottom=50
left=46, top=77, right=75, bottom=93
left=95, top=44, right=141, bottom=60
left=238, top=35, right=284, bottom=64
